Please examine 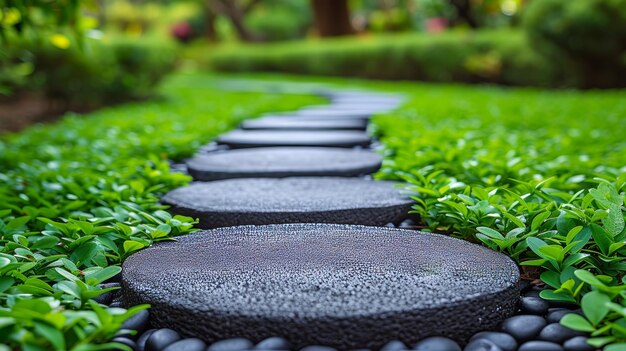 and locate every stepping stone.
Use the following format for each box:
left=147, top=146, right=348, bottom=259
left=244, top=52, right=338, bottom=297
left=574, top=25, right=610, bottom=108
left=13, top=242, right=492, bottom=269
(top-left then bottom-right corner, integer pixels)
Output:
left=217, top=130, right=371, bottom=149
left=161, top=177, right=412, bottom=228
left=122, top=223, right=520, bottom=349
left=241, top=117, right=367, bottom=131
left=294, top=109, right=374, bottom=119
left=187, top=147, right=382, bottom=181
